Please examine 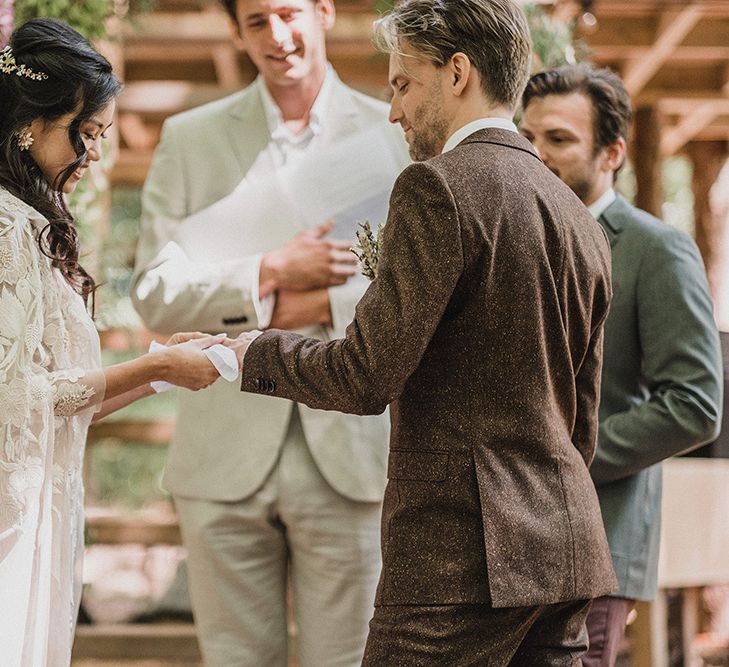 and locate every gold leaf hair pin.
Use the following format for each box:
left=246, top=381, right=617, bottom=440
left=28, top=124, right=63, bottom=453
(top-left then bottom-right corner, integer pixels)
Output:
left=0, top=45, right=49, bottom=81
